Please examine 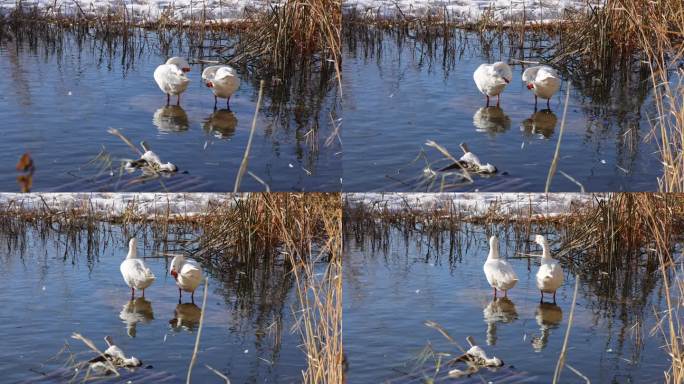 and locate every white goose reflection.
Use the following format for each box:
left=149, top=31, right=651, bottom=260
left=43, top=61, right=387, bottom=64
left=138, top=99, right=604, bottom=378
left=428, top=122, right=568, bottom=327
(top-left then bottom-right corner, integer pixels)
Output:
left=119, top=297, right=154, bottom=337
left=473, top=106, right=511, bottom=136
left=521, top=109, right=558, bottom=139
left=153, top=105, right=189, bottom=132
left=169, top=303, right=202, bottom=332
left=531, top=302, right=563, bottom=352
left=203, top=109, right=238, bottom=139
left=483, top=297, right=518, bottom=346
